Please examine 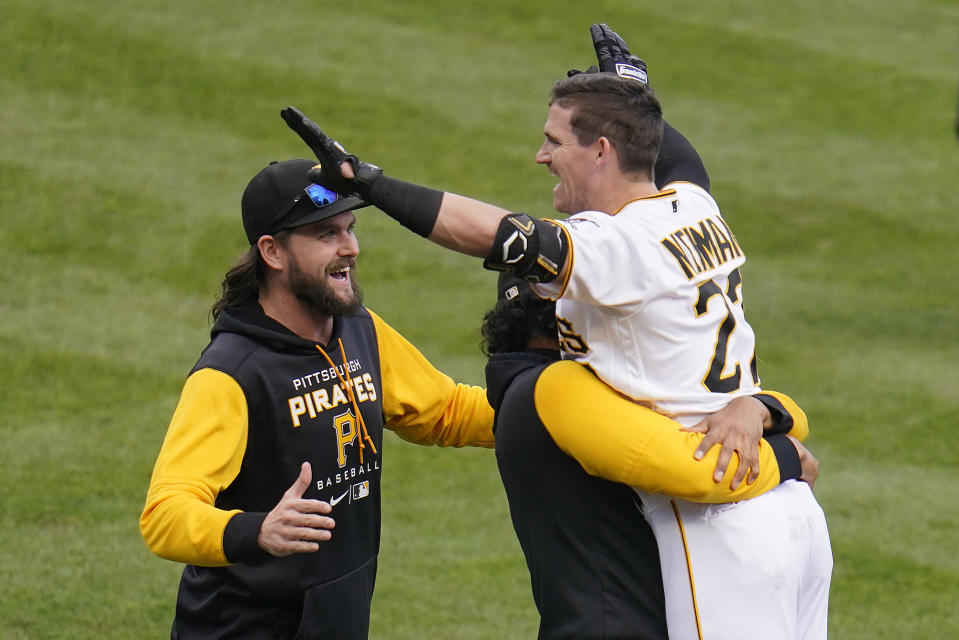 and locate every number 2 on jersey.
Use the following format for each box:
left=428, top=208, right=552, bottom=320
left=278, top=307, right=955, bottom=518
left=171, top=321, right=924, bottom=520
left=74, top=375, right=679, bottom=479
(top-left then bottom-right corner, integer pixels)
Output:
left=694, top=268, right=758, bottom=393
